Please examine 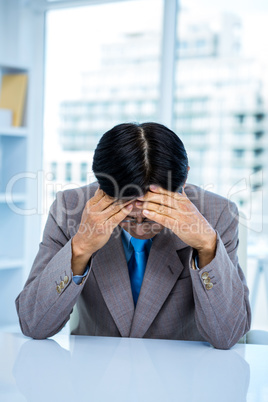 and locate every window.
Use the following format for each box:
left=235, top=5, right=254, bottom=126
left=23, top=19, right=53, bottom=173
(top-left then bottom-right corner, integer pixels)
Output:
left=255, top=113, right=264, bottom=122
left=254, top=148, right=263, bottom=156
left=234, top=149, right=245, bottom=158
left=44, top=0, right=163, bottom=206
left=80, top=162, right=88, bottom=182
left=237, top=114, right=245, bottom=124
left=42, top=0, right=268, bottom=333
left=253, top=165, right=262, bottom=173
left=196, top=39, right=206, bottom=47
left=174, top=0, right=268, bottom=332
left=65, top=163, right=72, bottom=182
left=50, top=162, right=57, bottom=180
left=255, top=131, right=264, bottom=139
